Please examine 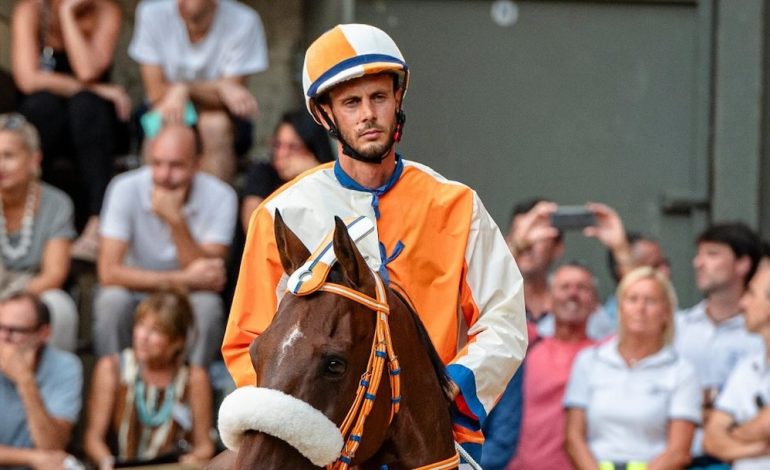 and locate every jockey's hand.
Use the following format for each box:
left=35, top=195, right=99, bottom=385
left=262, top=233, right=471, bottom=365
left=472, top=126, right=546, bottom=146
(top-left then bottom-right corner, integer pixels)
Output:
left=448, top=380, right=460, bottom=401
left=182, top=257, right=226, bottom=292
